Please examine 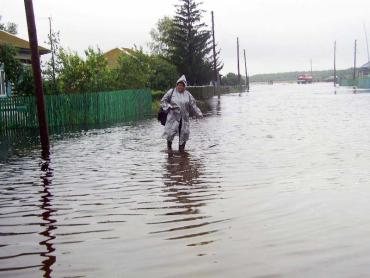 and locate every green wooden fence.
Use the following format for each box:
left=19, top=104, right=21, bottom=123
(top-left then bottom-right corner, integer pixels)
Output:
left=358, top=77, right=370, bottom=89
left=340, top=77, right=370, bottom=89
left=339, top=79, right=358, bottom=87
left=0, top=89, right=152, bottom=131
